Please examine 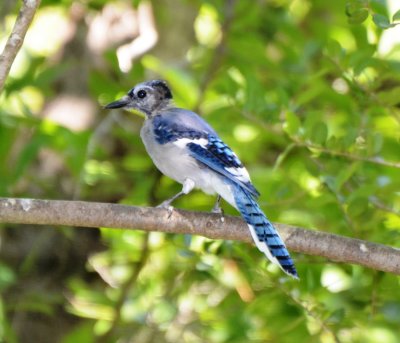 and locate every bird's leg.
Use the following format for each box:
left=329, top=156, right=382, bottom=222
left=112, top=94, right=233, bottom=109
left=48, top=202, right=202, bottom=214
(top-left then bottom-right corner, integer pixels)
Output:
left=211, top=195, right=222, bottom=213
left=157, top=179, right=195, bottom=217
left=212, top=195, right=225, bottom=222
left=157, top=191, right=185, bottom=209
